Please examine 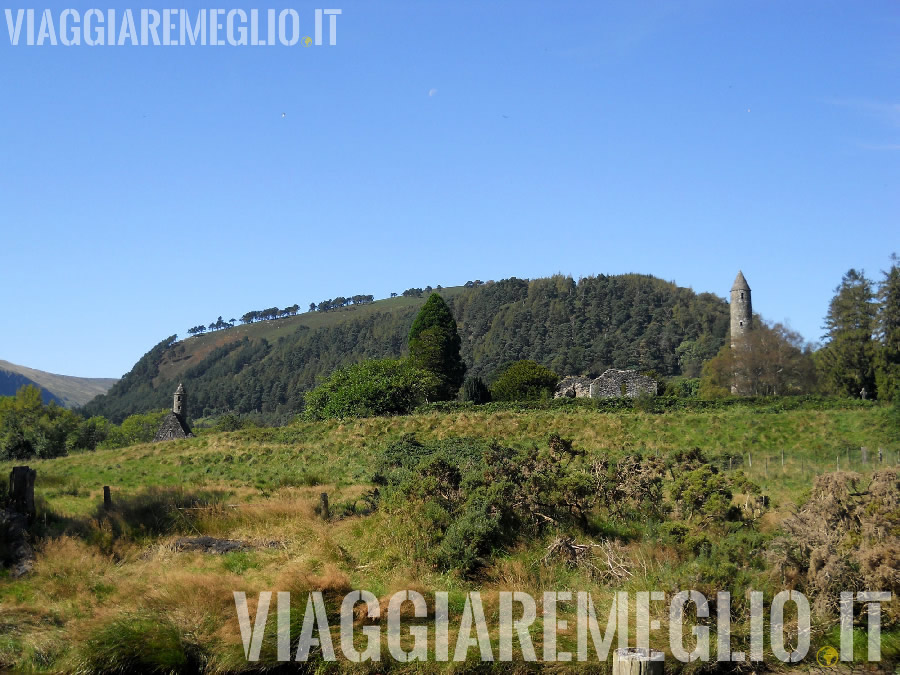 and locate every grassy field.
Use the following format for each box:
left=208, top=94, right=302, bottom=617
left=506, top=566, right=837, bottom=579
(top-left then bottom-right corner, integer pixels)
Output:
left=1, top=402, right=897, bottom=672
